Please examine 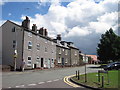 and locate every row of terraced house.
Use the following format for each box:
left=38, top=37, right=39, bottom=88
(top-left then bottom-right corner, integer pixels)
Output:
left=0, top=16, right=81, bottom=70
